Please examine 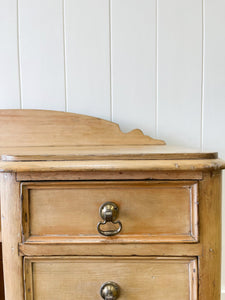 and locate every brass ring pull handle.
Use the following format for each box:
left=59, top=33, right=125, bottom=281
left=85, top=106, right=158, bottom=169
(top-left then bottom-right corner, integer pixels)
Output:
left=97, top=202, right=122, bottom=236
left=100, top=281, right=120, bottom=300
